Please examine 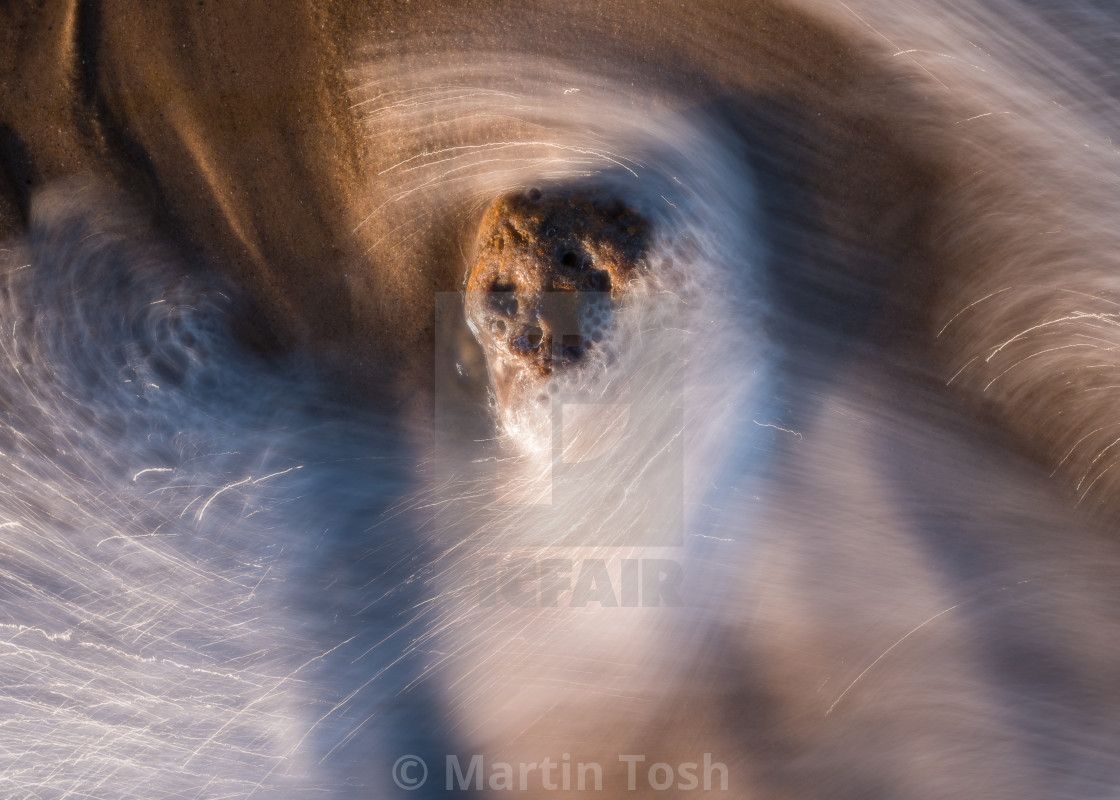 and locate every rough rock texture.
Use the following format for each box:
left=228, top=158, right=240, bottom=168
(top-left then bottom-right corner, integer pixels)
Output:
left=464, top=187, right=649, bottom=411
